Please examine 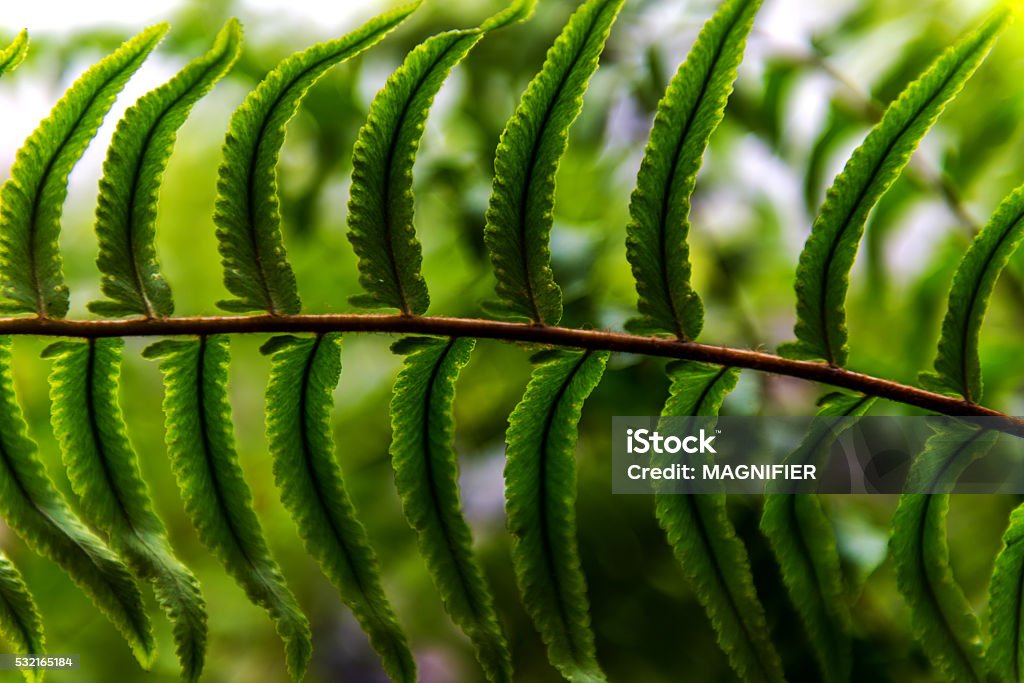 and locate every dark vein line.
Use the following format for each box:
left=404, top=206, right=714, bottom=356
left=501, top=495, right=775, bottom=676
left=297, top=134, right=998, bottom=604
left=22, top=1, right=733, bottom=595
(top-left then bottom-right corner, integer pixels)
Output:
left=295, top=334, right=412, bottom=679
left=536, top=351, right=592, bottom=664
left=374, top=35, right=470, bottom=315
left=815, top=44, right=982, bottom=364
left=653, top=3, right=748, bottom=340
left=117, top=52, right=230, bottom=318
left=417, top=337, right=486, bottom=623
left=511, top=1, right=612, bottom=324
left=953, top=210, right=1024, bottom=403
left=240, top=35, right=384, bottom=314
